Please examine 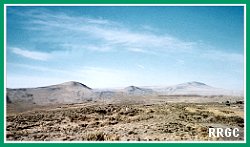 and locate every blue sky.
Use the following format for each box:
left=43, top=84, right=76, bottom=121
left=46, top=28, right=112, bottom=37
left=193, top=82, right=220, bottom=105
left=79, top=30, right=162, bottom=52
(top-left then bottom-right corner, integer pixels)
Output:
left=6, top=6, right=244, bottom=90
